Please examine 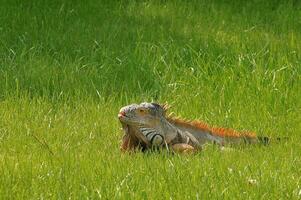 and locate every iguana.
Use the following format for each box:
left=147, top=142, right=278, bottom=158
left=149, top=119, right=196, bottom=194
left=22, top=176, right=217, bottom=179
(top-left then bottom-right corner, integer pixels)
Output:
left=118, top=102, right=268, bottom=153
